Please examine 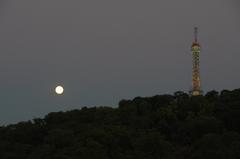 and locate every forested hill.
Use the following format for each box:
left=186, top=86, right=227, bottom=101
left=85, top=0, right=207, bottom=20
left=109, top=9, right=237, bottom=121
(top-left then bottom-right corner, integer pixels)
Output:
left=1, top=89, right=240, bottom=159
